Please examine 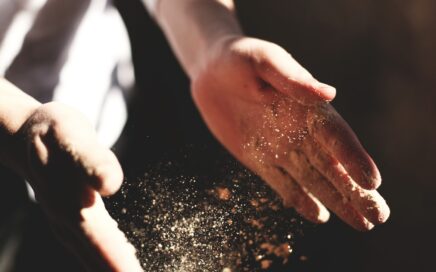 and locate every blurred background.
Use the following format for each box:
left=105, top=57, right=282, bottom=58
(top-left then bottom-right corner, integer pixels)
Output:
left=113, top=0, right=436, bottom=271
left=1, top=0, right=435, bottom=271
